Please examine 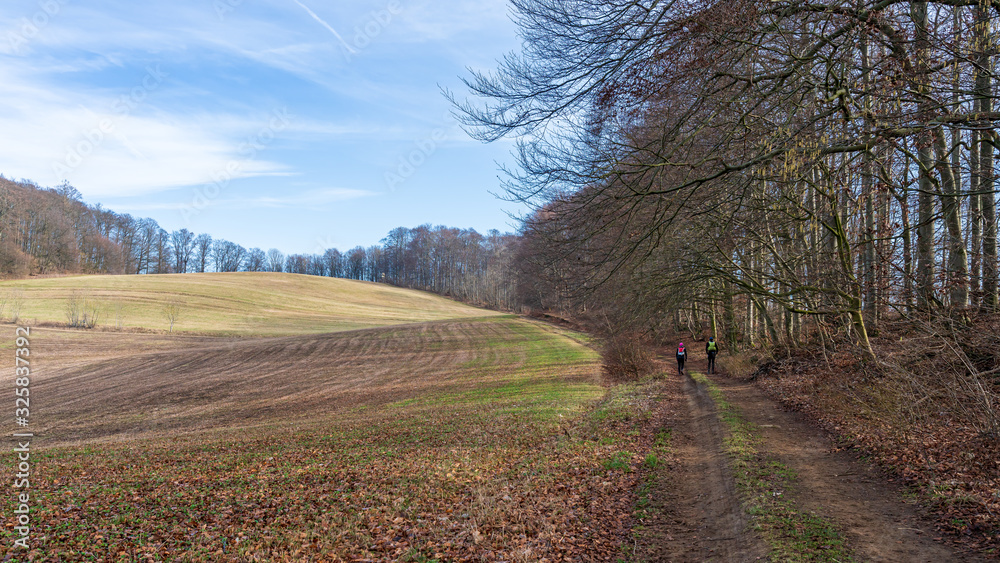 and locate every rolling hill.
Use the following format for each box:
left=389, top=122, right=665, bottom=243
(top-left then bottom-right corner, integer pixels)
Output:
left=0, top=272, right=500, bottom=335
left=1, top=273, right=634, bottom=561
